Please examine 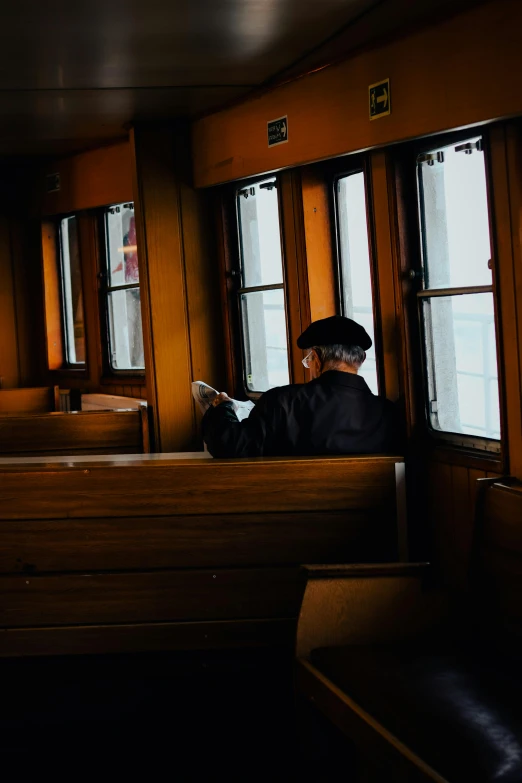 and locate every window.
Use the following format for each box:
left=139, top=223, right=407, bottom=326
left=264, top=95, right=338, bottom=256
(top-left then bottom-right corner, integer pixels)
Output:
left=59, top=215, right=85, bottom=365
left=335, top=171, right=378, bottom=394
left=417, top=136, right=501, bottom=447
left=103, top=203, right=145, bottom=371
left=236, top=178, right=290, bottom=393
